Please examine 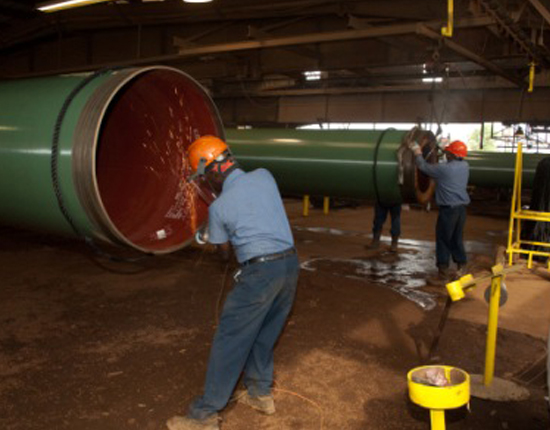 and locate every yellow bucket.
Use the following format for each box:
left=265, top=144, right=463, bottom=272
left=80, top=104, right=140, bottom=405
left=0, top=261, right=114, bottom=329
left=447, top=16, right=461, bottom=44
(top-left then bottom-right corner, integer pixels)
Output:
left=408, top=365, right=470, bottom=410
